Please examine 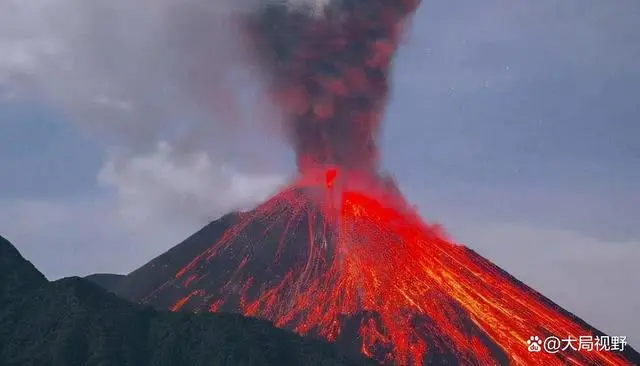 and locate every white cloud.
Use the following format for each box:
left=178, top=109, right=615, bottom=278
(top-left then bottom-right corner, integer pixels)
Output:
left=98, top=142, right=285, bottom=229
